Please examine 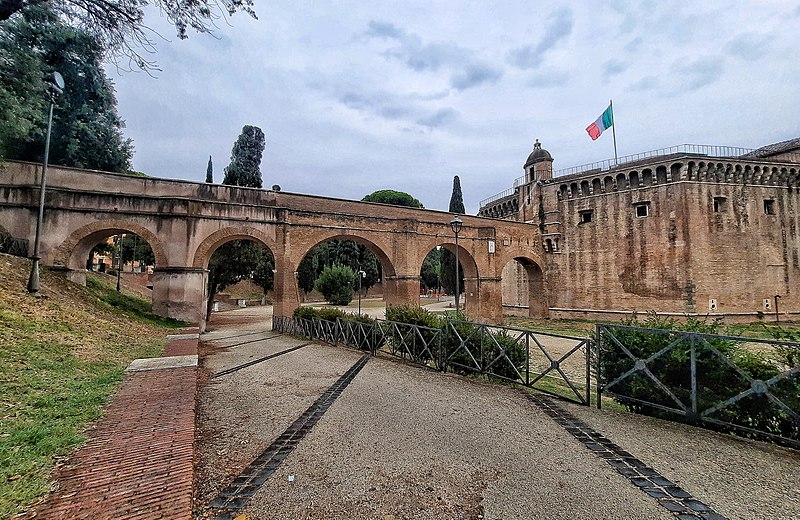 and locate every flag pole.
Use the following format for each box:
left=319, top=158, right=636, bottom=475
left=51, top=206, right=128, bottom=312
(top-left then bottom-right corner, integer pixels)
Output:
left=610, top=99, right=619, bottom=166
